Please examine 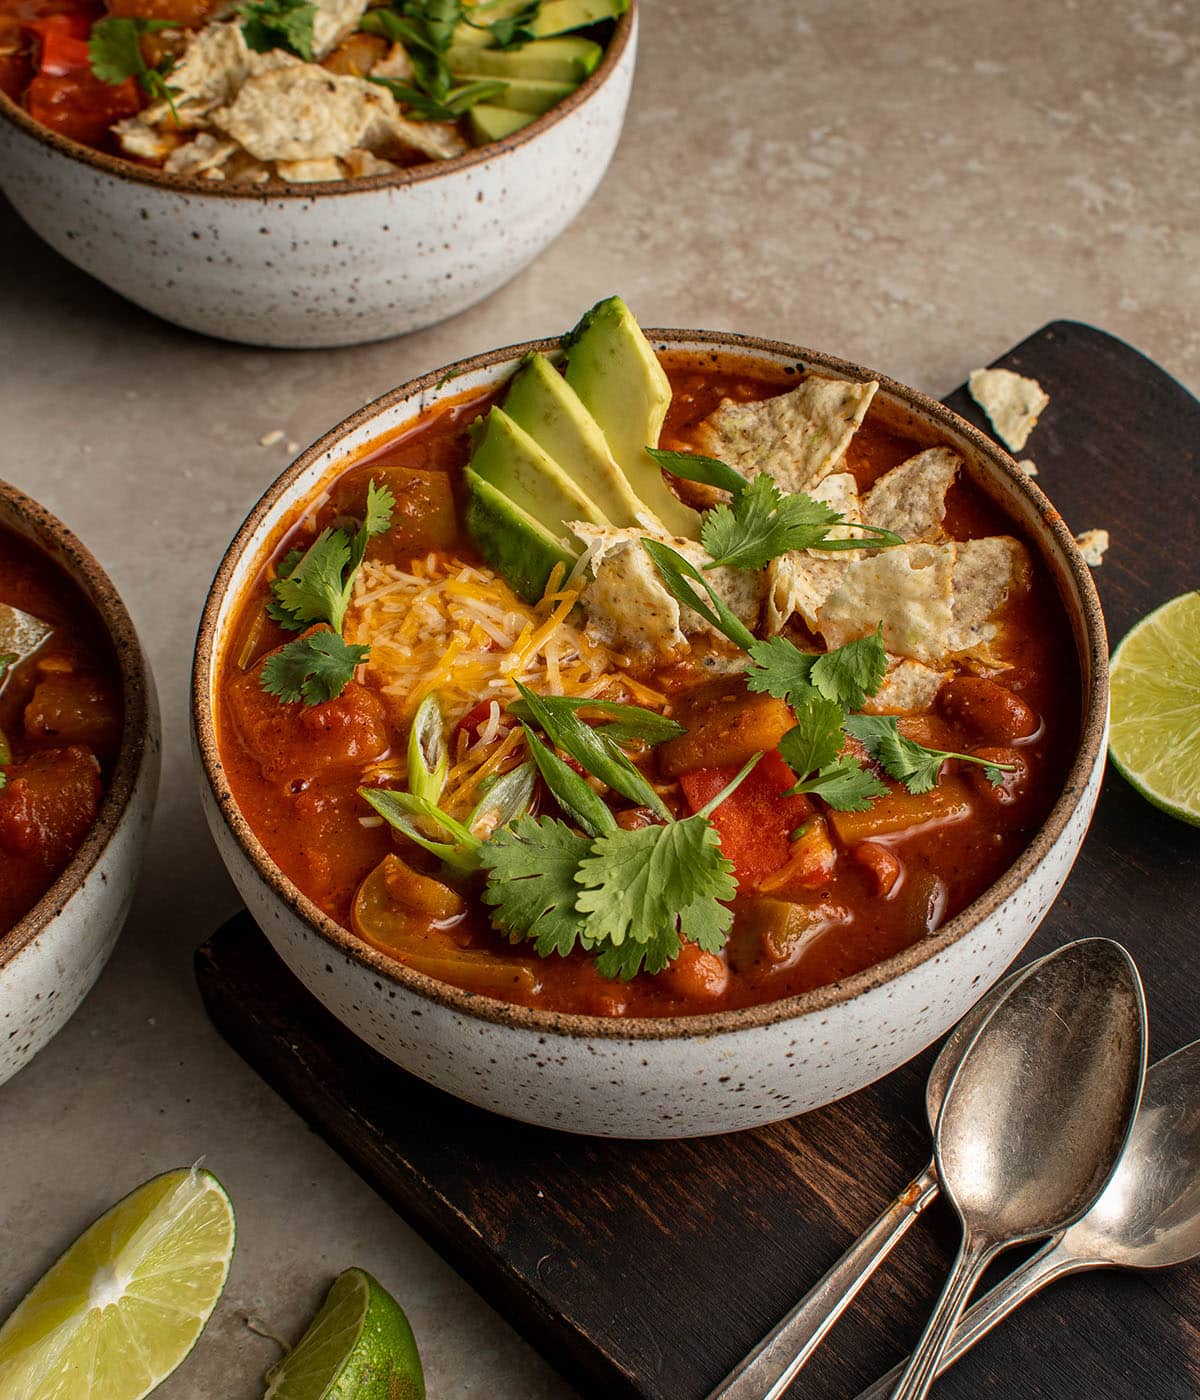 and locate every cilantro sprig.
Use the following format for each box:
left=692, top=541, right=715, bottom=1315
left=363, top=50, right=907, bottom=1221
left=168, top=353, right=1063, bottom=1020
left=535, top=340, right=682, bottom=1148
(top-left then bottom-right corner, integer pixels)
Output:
left=259, top=480, right=394, bottom=707
left=88, top=17, right=182, bottom=121
left=361, top=1, right=512, bottom=120
left=647, top=447, right=904, bottom=570
left=482, top=757, right=758, bottom=979
left=237, top=0, right=317, bottom=60
left=844, top=714, right=1014, bottom=790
